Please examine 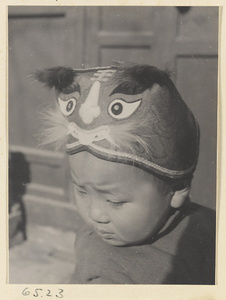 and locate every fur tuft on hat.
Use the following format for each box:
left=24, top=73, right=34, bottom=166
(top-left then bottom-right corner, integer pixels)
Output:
left=34, top=66, right=76, bottom=91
